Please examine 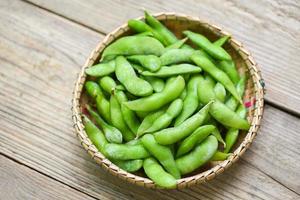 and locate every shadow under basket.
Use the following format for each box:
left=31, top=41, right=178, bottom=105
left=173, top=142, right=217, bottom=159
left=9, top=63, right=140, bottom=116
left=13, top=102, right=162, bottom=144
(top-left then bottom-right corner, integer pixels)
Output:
left=71, top=13, right=265, bottom=189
